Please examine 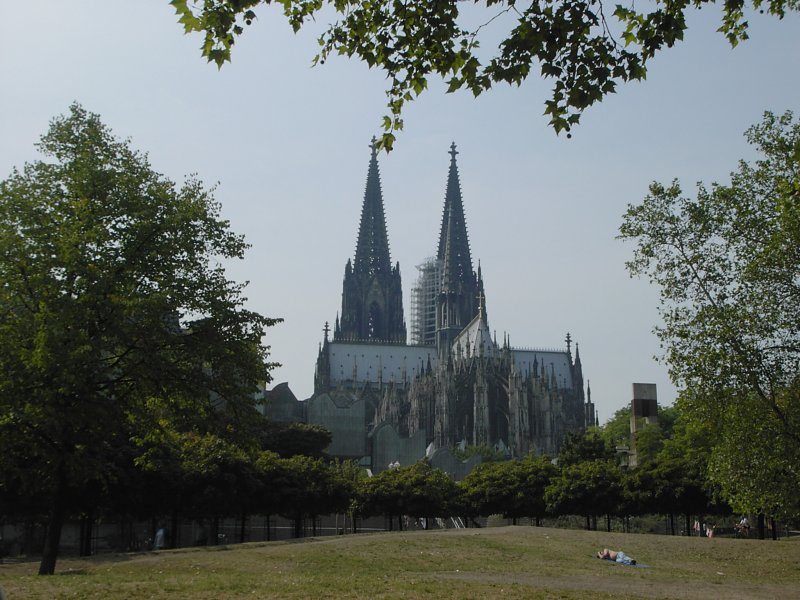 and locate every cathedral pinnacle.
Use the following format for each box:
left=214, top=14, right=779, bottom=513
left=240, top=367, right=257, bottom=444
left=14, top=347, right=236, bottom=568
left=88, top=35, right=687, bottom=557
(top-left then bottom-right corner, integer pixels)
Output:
left=353, top=139, right=392, bottom=276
